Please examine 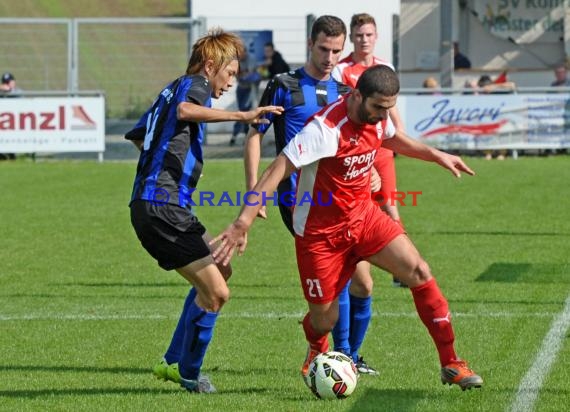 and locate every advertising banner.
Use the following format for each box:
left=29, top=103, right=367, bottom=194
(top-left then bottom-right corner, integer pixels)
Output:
left=0, top=96, right=105, bottom=153
left=401, top=93, right=570, bottom=150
